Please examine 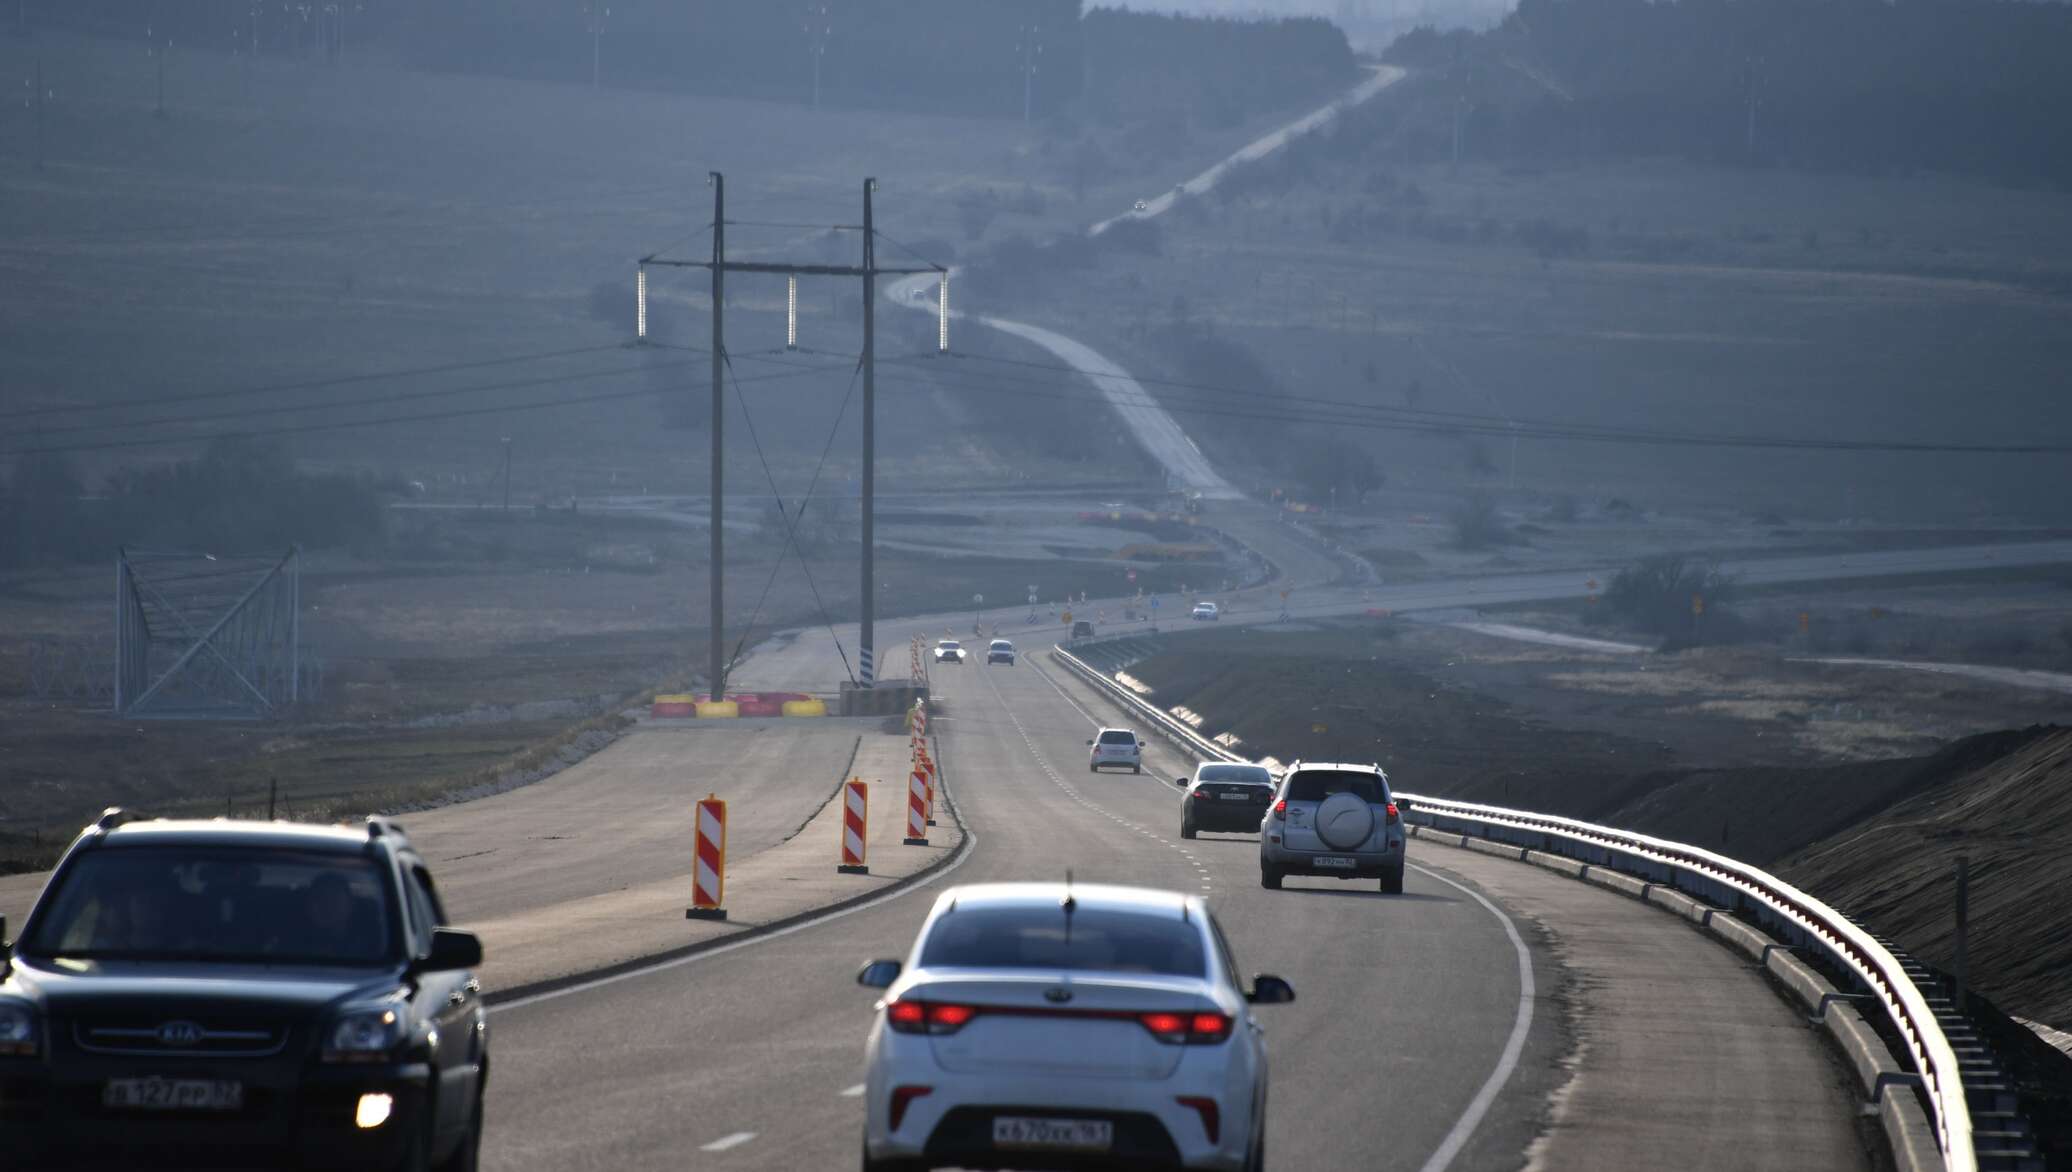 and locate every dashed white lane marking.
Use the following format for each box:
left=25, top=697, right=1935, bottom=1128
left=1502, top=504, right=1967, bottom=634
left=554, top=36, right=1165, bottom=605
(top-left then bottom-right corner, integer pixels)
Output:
left=700, top=1131, right=757, bottom=1152
left=981, top=668, right=1207, bottom=895
left=839, top=1084, right=865, bottom=1098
